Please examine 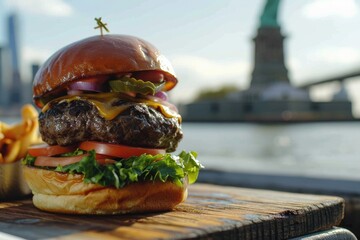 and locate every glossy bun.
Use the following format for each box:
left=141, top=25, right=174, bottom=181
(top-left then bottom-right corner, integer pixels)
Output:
left=33, top=35, right=177, bottom=99
left=23, top=166, right=188, bottom=214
